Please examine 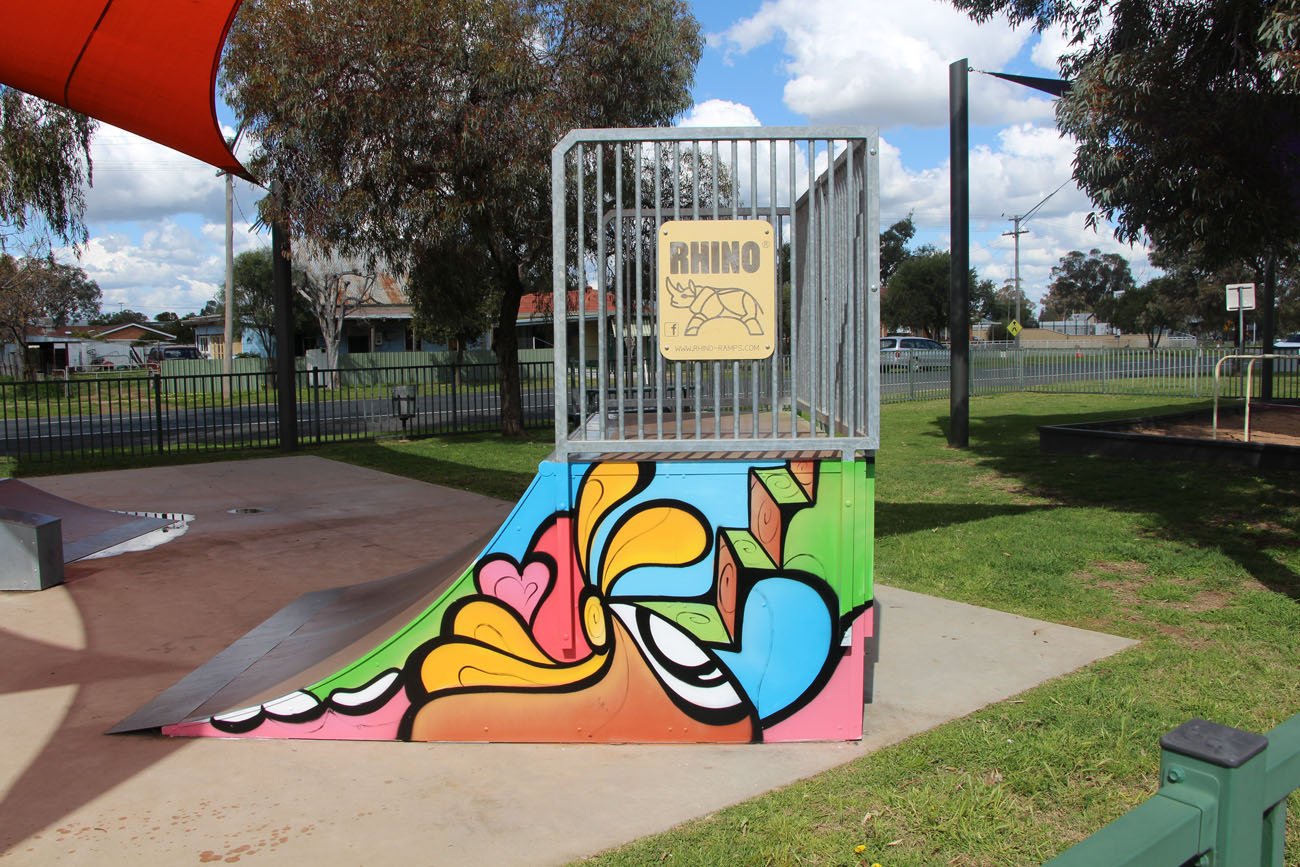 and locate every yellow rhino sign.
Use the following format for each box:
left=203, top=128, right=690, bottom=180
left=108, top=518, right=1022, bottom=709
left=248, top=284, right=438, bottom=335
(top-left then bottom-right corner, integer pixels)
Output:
left=658, top=219, right=776, bottom=361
